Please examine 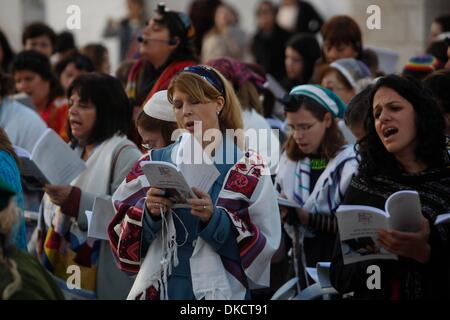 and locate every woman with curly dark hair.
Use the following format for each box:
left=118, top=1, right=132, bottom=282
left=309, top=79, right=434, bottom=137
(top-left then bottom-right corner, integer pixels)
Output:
left=330, top=75, right=450, bottom=299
